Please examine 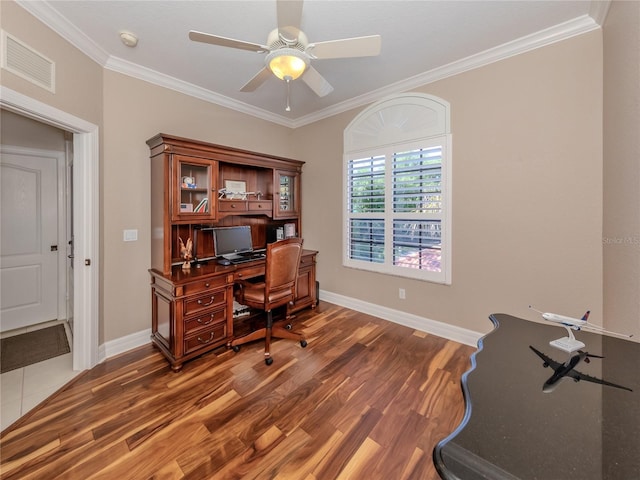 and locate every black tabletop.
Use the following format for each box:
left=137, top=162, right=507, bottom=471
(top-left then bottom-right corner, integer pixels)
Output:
left=433, top=313, right=640, bottom=480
